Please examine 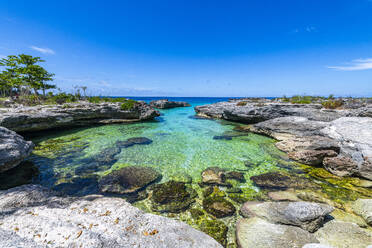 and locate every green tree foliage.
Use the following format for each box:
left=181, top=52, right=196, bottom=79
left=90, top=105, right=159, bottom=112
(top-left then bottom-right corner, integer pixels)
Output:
left=0, top=54, right=55, bottom=97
